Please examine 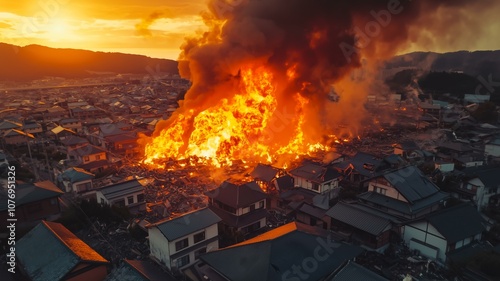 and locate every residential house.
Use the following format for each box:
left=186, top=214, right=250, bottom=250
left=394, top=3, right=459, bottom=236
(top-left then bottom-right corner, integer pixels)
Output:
left=326, top=202, right=400, bottom=252
left=358, top=166, right=449, bottom=220
left=71, top=105, right=107, bottom=121
left=197, top=222, right=364, bottom=281
left=0, top=120, right=22, bottom=135
left=289, top=162, right=342, bottom=198
left=68, top=144, right=109, bottom=173
left=50, top=125, right=76, bottom=141
left=249, top=163, right=282, bottom=192
left=206, top=181, right=267, bottom=236
left=436, top=142, right=474, bottom=162
left=22, top=121, right=43, bottom=136
left=2, top=129, right=34, bottom=145
left=96, top=179, right=146, bottom=213
left=402, top=203, right=485, bottom=262
left=59, top=118, right=83, bottom=134
left=333, top=152, right=389, bottom=187
left=57, top=167, right=95, bottom=194
left=0, top=181, right=64, bottom=226
left=105, top=259, right=177, bottom=281
left=17, top=221, right=109, bottom=281
left=44, top=105, right=69, bottom=121
left=104, top=132, right=139, bottom=156
left=147, top=208, right=221, bottom=271
left=61, top=135, right=90, bottom=152
left=455, top=166, right=500, bottom=210
left=327, top=261, right=389, bottom=281
left=295, top=202, right=331, bottom=229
